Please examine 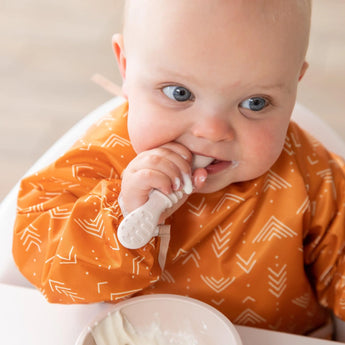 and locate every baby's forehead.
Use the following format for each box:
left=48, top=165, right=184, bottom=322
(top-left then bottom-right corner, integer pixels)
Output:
left=123, top=0, right=311, bottom=51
